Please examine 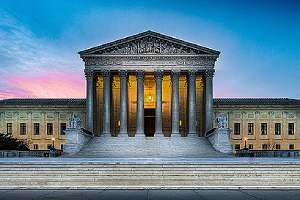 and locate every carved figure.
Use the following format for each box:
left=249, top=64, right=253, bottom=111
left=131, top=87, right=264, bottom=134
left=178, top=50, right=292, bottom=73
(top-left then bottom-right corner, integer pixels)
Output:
left=69, top=114, right=81, bottom=129
left=216, top=113, right=228, bottom=129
